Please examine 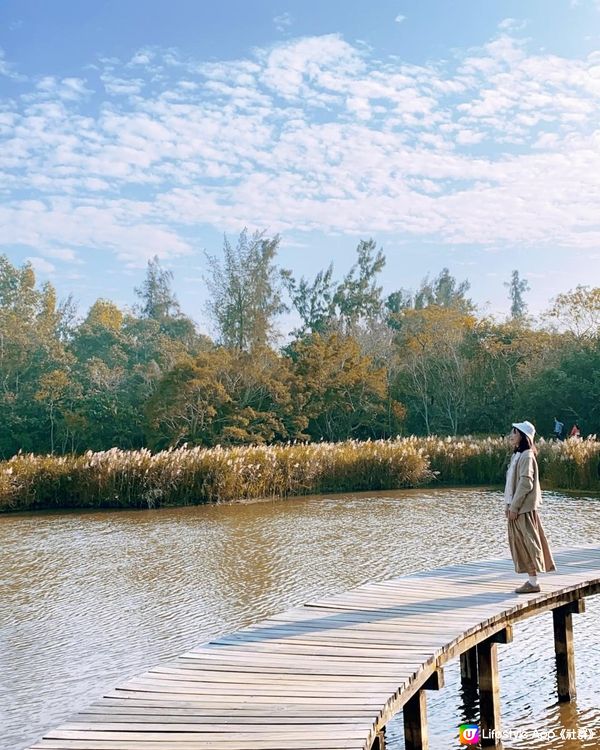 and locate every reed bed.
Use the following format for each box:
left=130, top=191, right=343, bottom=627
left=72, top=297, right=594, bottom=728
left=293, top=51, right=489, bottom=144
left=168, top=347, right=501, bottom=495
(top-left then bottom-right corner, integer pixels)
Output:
left=0, top=436, right=598, bottom=513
